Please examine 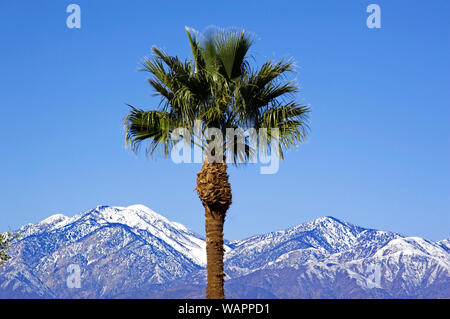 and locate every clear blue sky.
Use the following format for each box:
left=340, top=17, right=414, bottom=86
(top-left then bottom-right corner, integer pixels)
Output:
left=1, top=0, right=449, bottom=241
